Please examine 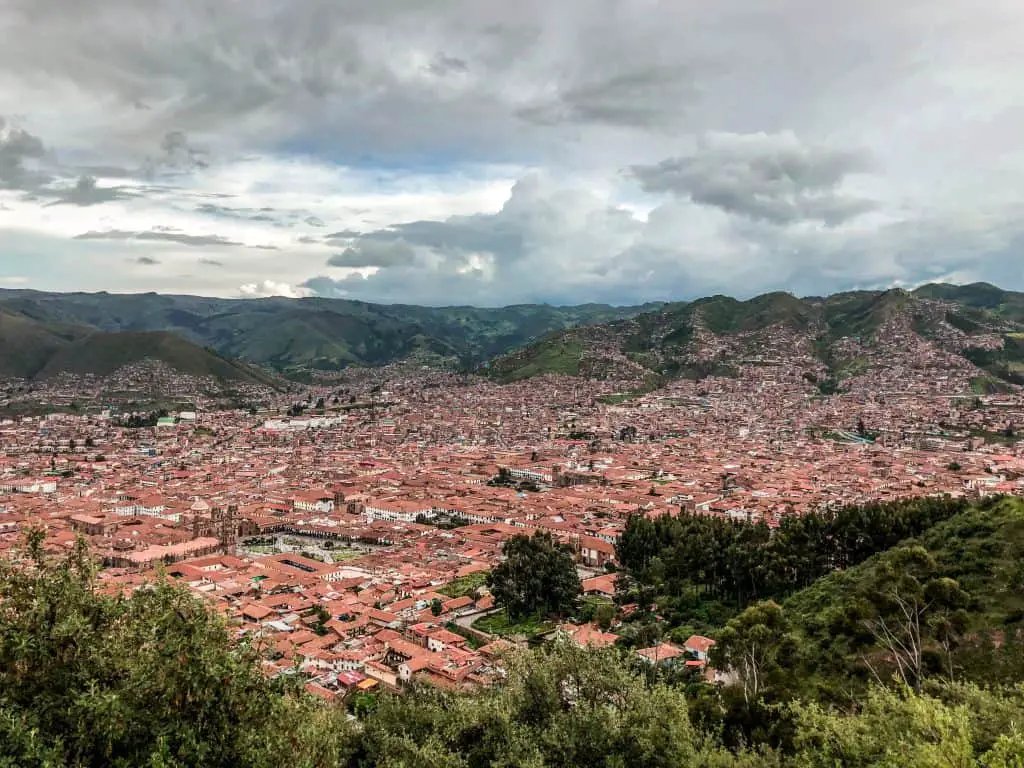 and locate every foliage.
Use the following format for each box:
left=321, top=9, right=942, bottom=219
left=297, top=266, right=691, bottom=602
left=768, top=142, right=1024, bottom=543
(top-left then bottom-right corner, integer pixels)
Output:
left=4, top=530, right=1024, bottom=766
left=0, top=532, right=349, bottom=767
left=712, top=601, right=798, bottom=705
left=616, top=496, right=969, bottom=628
left=789, top=684, right=1024, bottom=768
left=347, top=640, right=753, bottom=768
left=488, top=531, right=582, bottom=620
